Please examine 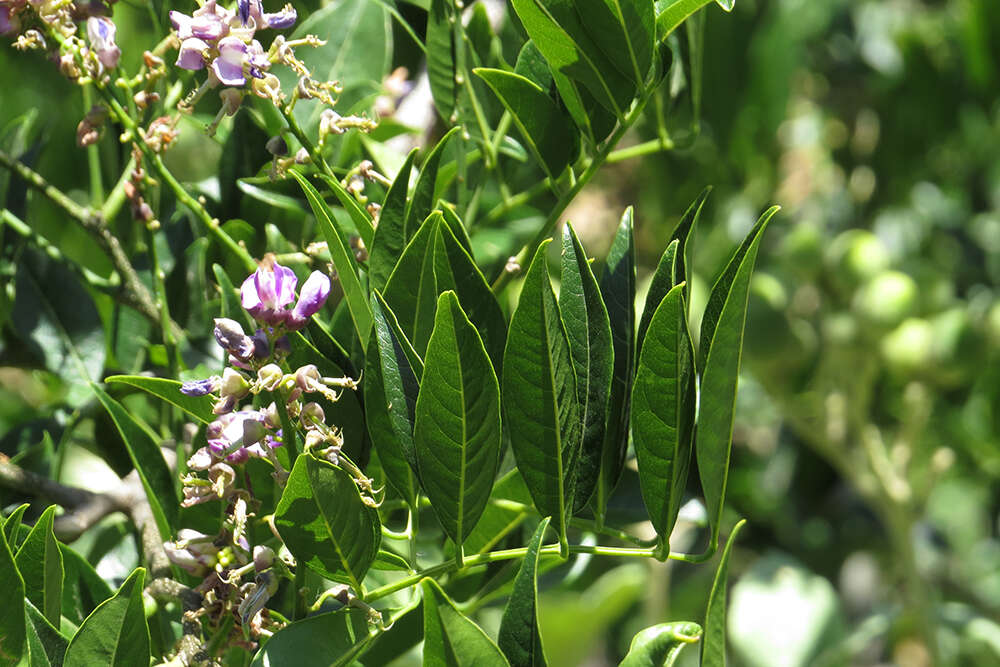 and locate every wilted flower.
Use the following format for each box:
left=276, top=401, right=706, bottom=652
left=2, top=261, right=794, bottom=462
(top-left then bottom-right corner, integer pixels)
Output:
left=180, top=376, right=220, bottom=397
left=86, top=16, right=120, bottom=68
left=214, top=317, right=255, bottom=359
left=164, top=529, right=220, bottom=575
